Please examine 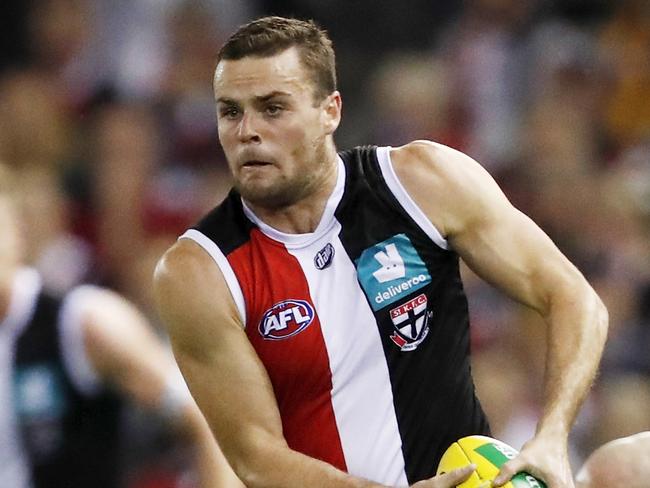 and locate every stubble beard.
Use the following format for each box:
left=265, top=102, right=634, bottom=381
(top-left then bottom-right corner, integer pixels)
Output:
left=234, top=139, right=330, bottom=210
left=235, top=170, right=318, bottom=209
